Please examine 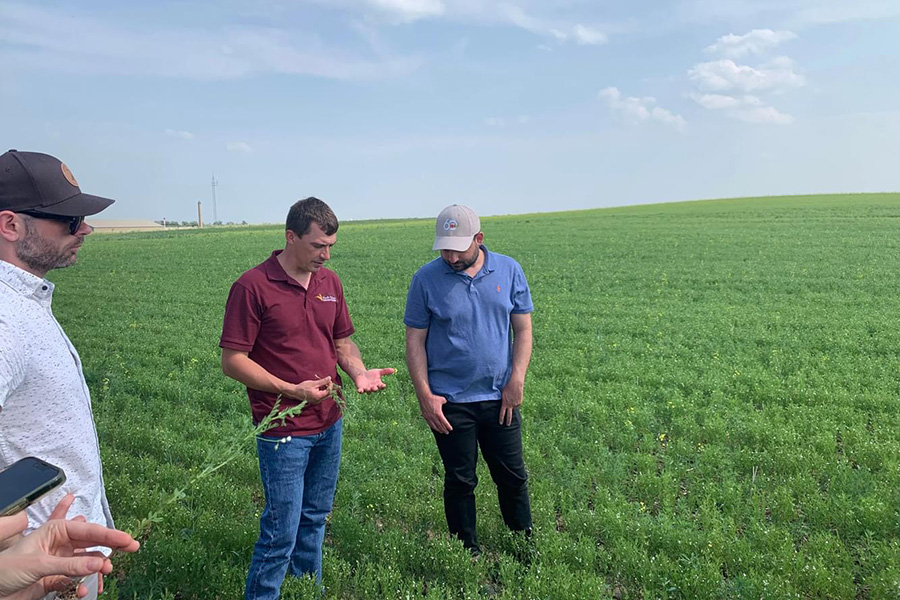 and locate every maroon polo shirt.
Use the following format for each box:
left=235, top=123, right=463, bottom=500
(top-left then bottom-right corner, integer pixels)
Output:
left=220, top=250, right=354, bottom=437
